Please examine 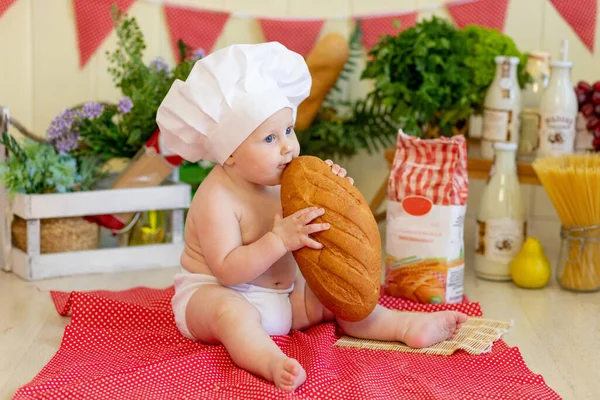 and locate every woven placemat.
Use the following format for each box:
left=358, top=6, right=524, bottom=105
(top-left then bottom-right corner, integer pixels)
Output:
left=334, top=317, right=513, bottom=356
